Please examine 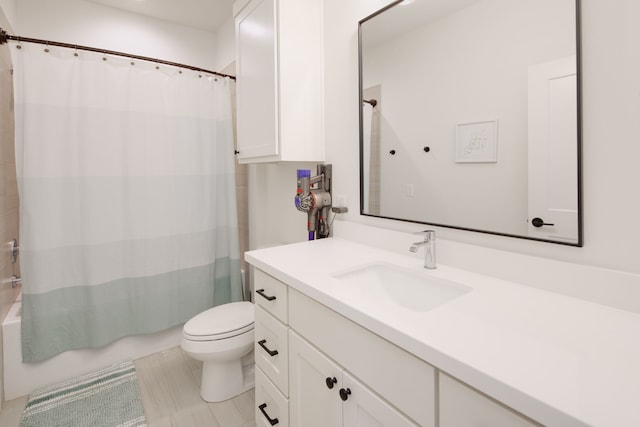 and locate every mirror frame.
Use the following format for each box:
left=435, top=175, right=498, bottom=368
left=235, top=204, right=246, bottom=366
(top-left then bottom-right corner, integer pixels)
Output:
left=358, top=0, right=583, bottom=247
